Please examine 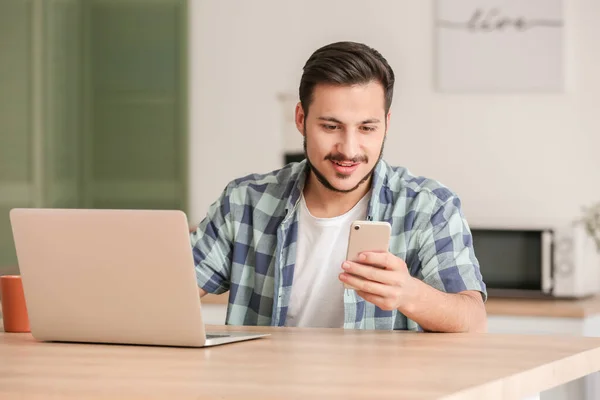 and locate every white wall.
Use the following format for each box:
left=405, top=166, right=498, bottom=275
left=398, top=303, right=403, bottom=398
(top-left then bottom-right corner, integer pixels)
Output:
left=188, top=0, right=600, bottom=230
